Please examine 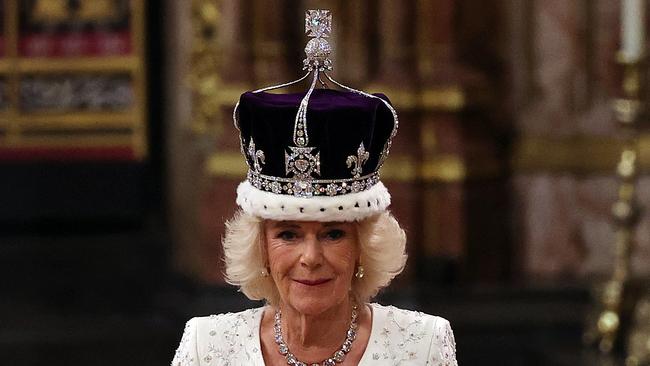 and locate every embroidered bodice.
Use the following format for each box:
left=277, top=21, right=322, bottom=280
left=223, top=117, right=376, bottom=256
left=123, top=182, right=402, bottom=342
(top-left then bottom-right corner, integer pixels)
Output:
left=171, top=303, right=457, bottom=366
